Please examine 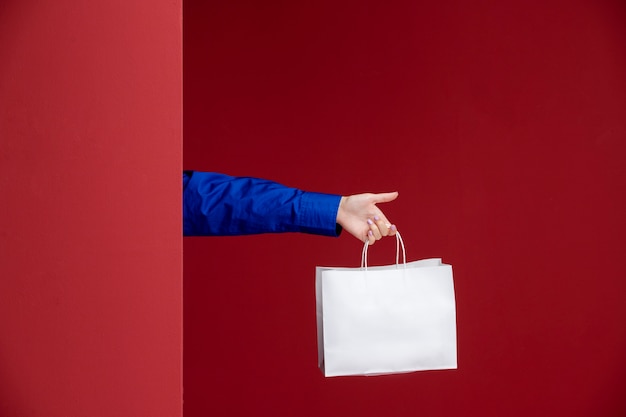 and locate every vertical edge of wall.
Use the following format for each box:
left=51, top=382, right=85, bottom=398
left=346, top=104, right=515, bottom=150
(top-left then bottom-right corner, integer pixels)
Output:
left=0, top=1, right=182, bottom=416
